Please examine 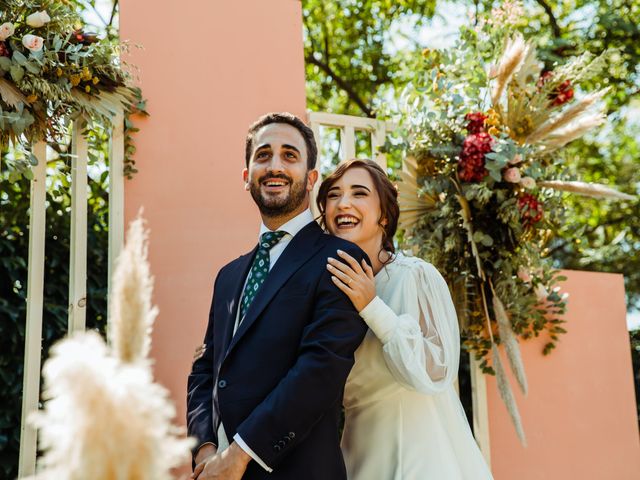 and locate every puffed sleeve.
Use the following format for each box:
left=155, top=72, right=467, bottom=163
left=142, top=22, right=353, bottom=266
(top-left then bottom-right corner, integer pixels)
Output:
left=358, top=259, right=460, bottom=394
